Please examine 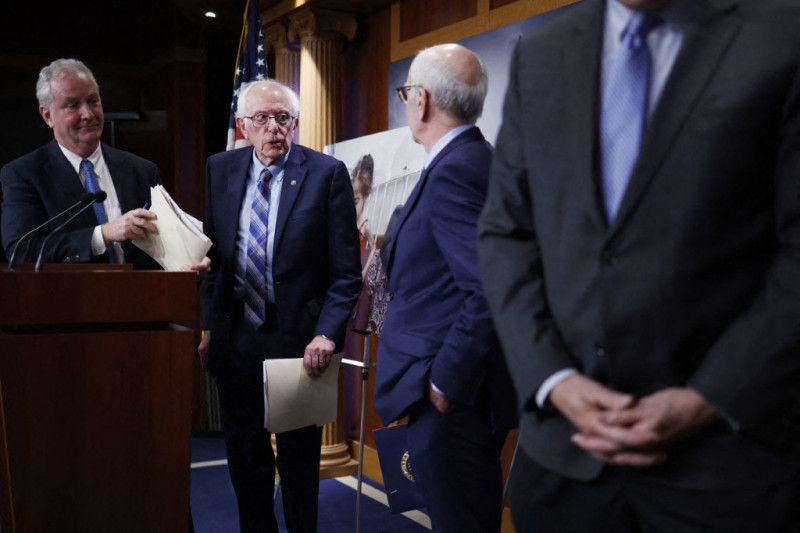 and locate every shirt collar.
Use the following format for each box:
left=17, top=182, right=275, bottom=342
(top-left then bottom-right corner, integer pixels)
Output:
left=59, top=143, right=102, bottom=174
left=251, top=146, right=290, bottom=182
left=607, top=0, right=690, bottom=38
left=424, top=124, right=474, bottom=169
